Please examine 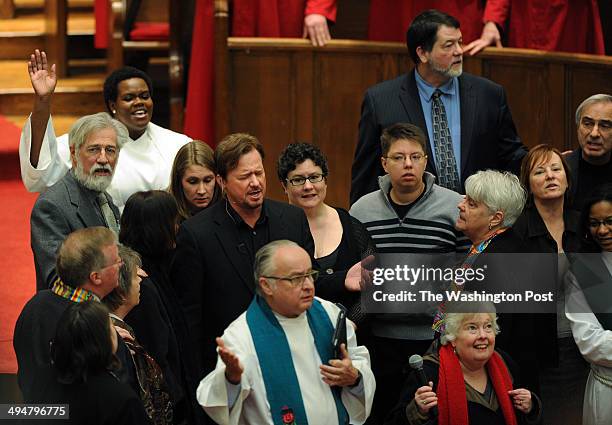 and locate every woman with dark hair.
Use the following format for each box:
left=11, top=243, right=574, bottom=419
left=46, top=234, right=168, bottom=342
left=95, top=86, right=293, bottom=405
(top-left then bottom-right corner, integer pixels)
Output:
left=20, top=49, right=191, bottom=209
left=565, top=183, right=612, bottom=425
left=103, top=245, right=173, bottom=424
left=168, top=141, right=219, bottom=223
left=277, top=142, right=375, bottom=323
left=120, top=190, right=202, bottom=425
left=504, top=143, right=588, bottom=424
left=47, top=301, right=149, bottom=424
